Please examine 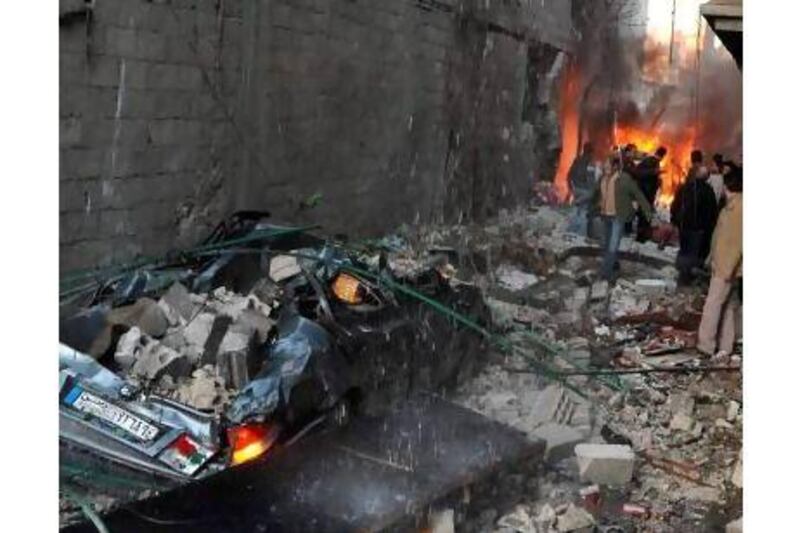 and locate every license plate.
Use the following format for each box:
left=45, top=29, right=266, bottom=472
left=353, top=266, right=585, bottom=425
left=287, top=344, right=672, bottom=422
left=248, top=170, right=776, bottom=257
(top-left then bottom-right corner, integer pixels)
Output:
left=65, top=388, right=160, bottom=442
